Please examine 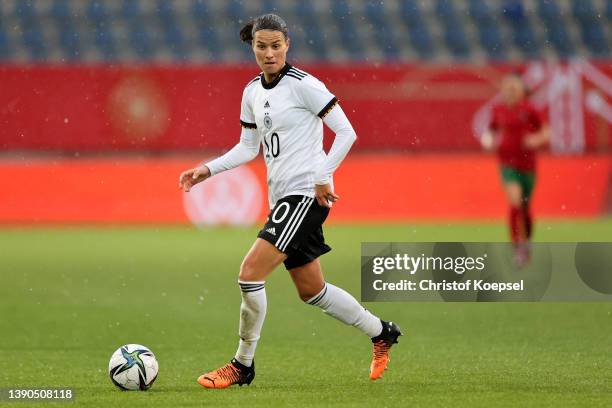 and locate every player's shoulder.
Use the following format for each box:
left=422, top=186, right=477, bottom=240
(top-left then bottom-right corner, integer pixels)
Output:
left=491, top=102, right=505, bottom=112
left=244, top=74, right=262, bottom=90
left=285, top=65, right=327, bottom=89
left=284, top=64, right=310, bottom=82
